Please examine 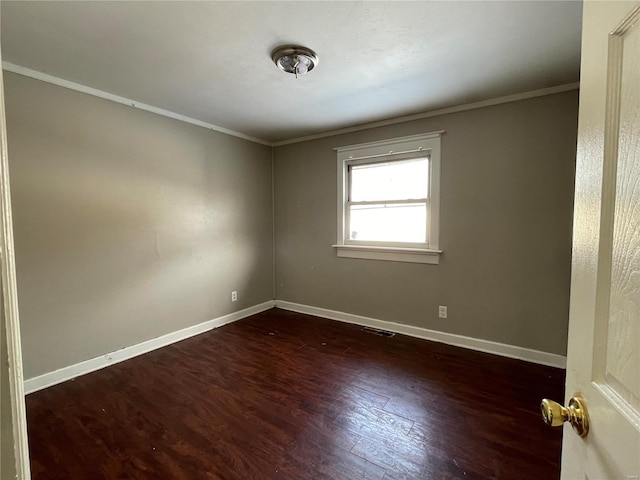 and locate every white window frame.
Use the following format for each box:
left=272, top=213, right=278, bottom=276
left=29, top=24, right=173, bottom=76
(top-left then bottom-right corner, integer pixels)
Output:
left=334, top=131, right=443, bottom=264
